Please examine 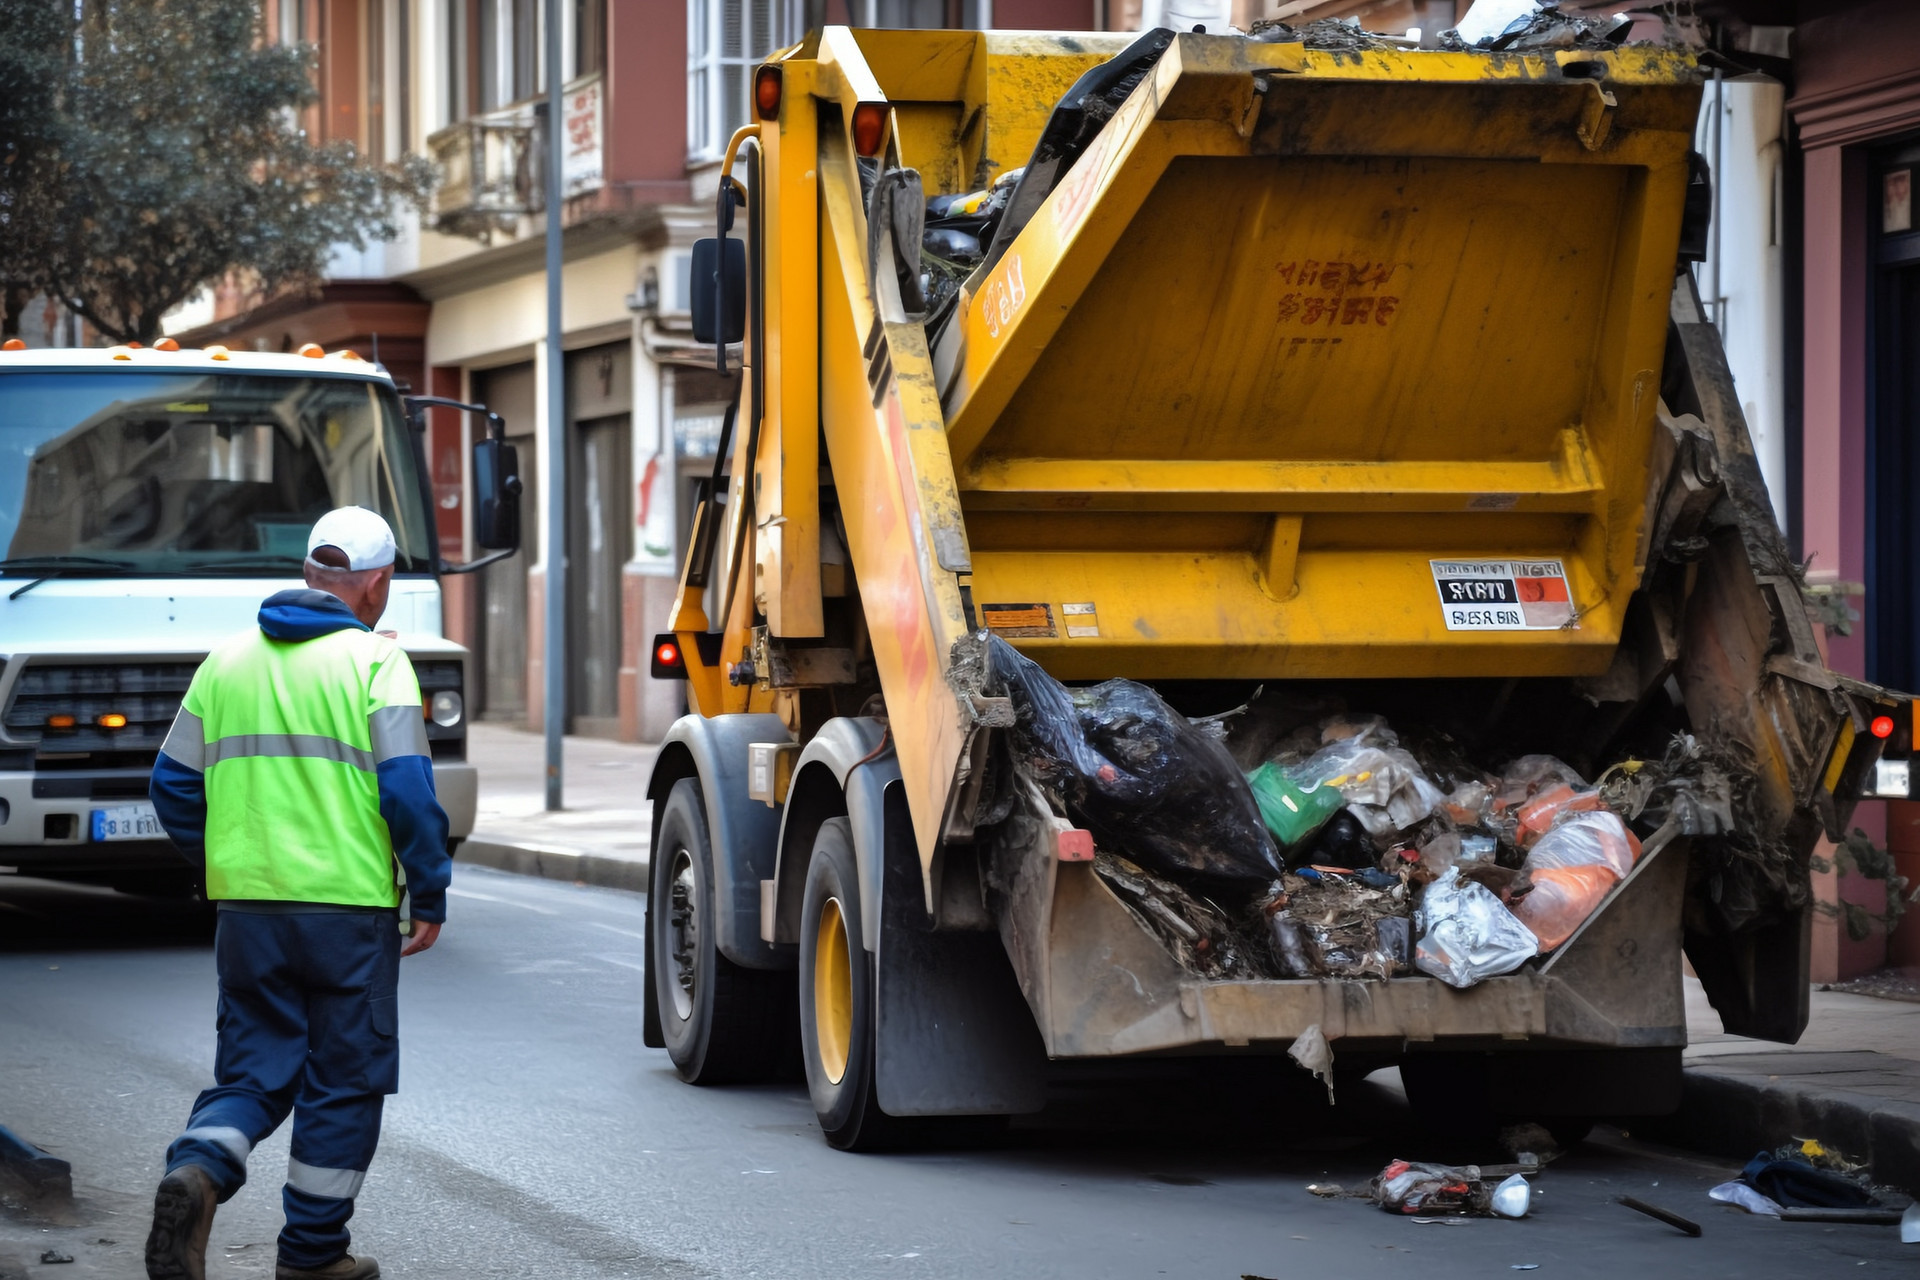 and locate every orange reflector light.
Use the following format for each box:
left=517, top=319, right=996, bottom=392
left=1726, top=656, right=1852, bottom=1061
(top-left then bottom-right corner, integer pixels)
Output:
left=1, top=338, right=24, bottom=351
left=204, top=343, right=231, bottom=360
left=1873, top=715, right=1896, bottom=739
left=851, top=102, right=887, bottom=157
left=298, top=342, right=325, bottom=358
left=754, top=65, right=783, bottom=119
left=127, top=342, right=143, bottom=349
left=154, top=337, right=180, bottom=351
left=46, top=714, right=76, bottom=729
left=98, top=713, right=128, bottom=730
left=656, top=641, right=681, bottom=668
left=337, top=348, right=363, bottom=361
